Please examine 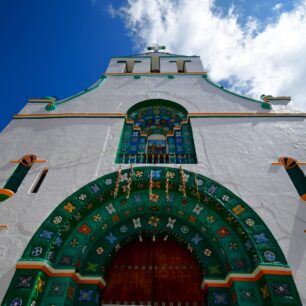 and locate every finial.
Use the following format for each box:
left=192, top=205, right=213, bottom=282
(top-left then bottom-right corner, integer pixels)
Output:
left=147, top=44, right=166, bottom=52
